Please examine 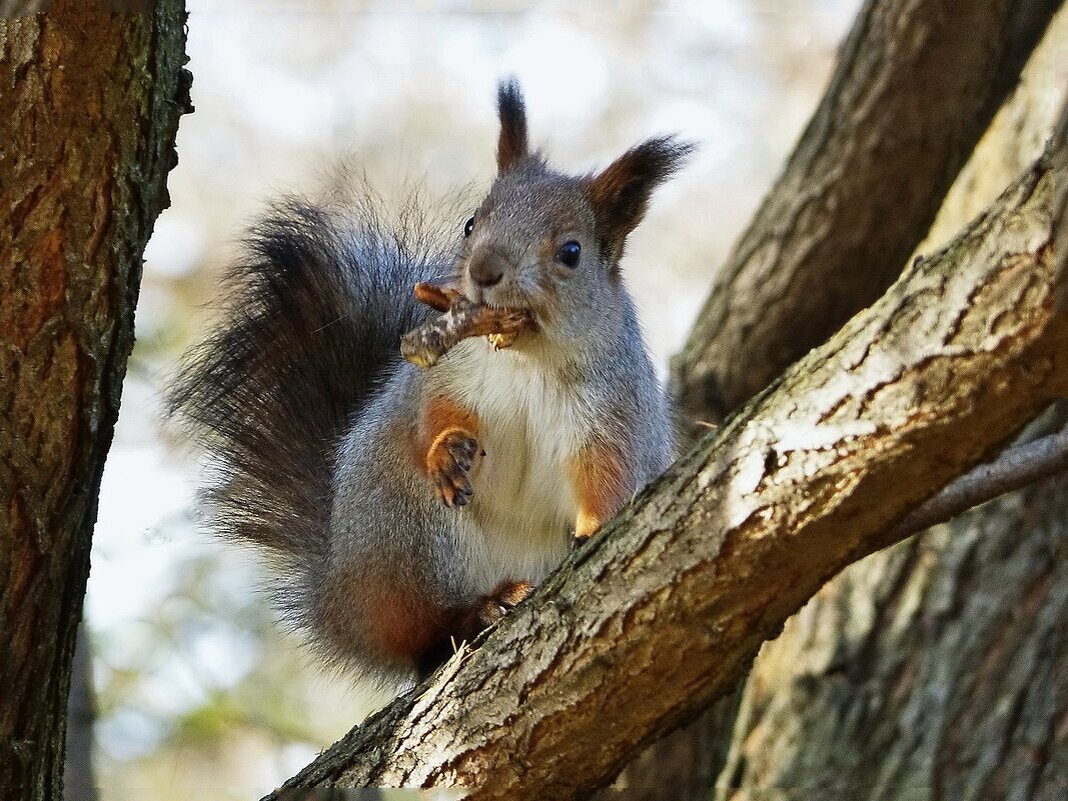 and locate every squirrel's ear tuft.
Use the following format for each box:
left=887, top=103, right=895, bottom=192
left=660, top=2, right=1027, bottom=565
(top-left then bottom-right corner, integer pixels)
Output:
left=497, top=79, right=529, bottom=174
left=585, top=135, right=696, bottom=264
